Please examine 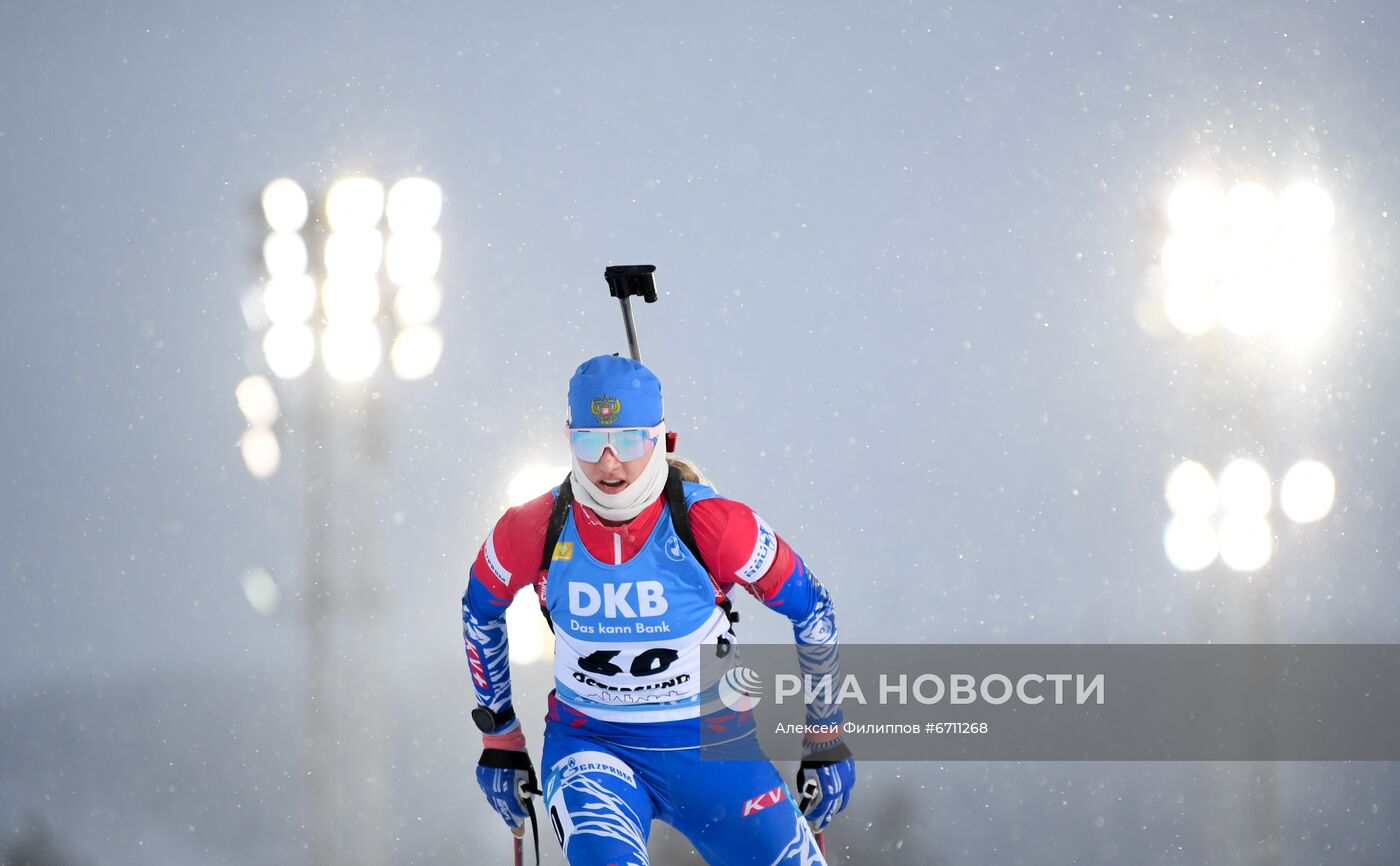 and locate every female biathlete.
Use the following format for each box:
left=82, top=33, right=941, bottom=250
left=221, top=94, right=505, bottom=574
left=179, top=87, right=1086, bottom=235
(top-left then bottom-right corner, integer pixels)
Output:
left=463, top=355, right=854, bottom=865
